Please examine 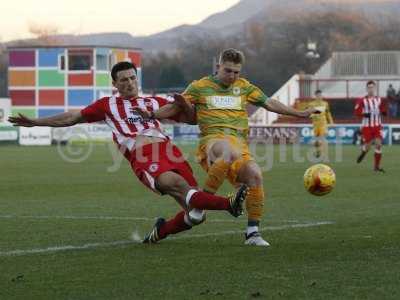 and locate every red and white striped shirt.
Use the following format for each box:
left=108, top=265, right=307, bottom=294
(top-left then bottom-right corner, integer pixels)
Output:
left=354, top=96, right=386, bottom=128
left=81, top=95, right=177, bottom=160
